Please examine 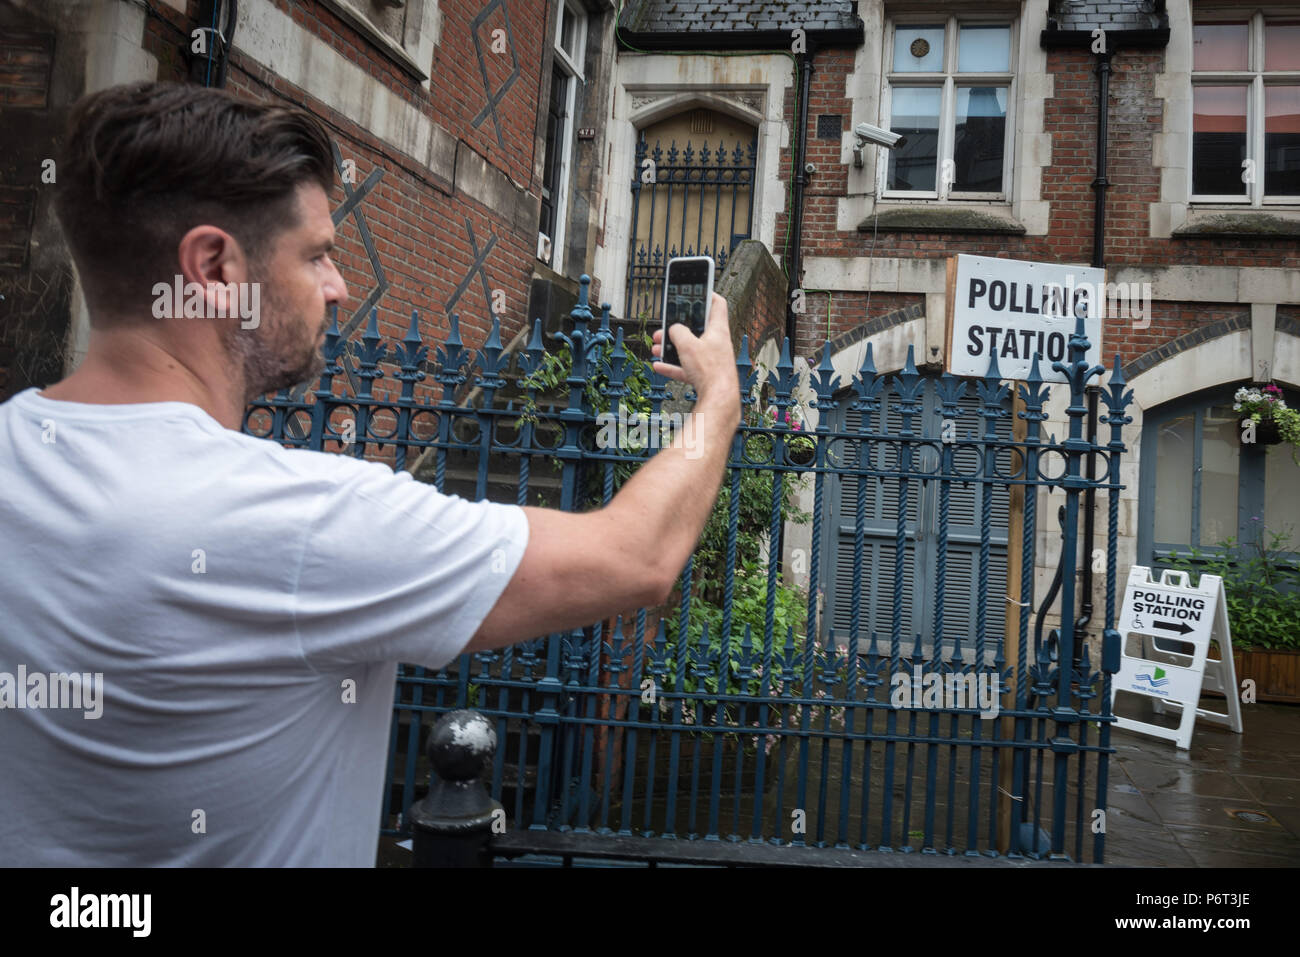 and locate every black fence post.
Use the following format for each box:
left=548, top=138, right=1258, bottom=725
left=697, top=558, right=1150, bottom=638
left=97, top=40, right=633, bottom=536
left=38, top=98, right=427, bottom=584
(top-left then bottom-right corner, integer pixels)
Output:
left=409, top=709, right=503, bottom=867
